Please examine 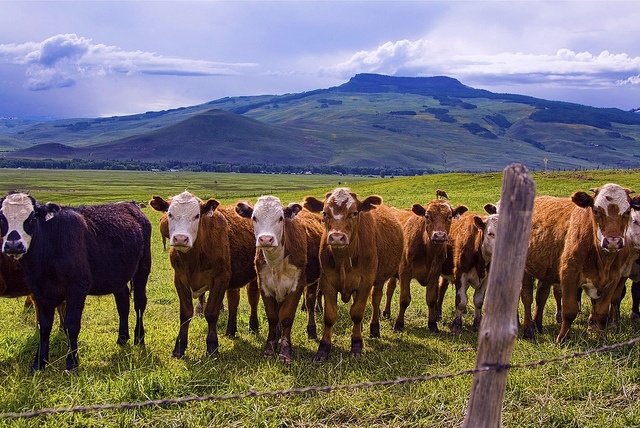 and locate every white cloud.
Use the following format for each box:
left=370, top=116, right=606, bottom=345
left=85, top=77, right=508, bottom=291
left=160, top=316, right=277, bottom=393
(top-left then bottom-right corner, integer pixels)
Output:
left=0, top=33, right=258, bottom=92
